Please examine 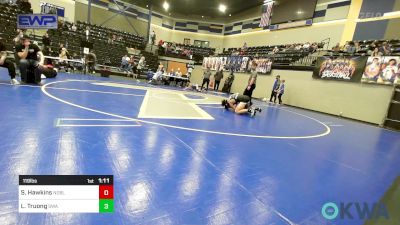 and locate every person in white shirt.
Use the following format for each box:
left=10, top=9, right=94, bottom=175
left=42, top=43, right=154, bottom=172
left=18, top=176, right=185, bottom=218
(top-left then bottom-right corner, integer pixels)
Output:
left=136, top=56, right=145, bottom=78
left=187, top=62, right=194, bottom=78
left=175, top=68, right=184, bottom=87
left=149, top=64, right=164, bottom=84
left=176, top=68, right=182, bottom=77
left=121, top=55, right=132, bottom=76
left=302, top=42, right=310, bottom=50
left=85, top=27, right=90, bottom=40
